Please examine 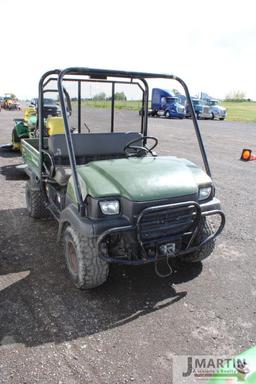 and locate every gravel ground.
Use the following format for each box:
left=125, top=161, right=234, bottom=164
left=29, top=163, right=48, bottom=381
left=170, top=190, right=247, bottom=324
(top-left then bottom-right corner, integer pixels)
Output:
left=0, top=108, right=255, bottom=383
